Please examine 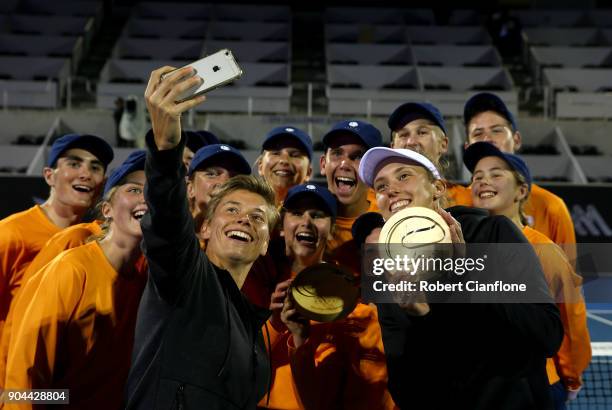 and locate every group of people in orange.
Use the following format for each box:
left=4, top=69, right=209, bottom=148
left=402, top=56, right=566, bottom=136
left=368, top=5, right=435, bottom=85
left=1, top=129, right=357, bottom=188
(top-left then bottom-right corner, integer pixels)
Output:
left=0, top=64, right=590, bottom=410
